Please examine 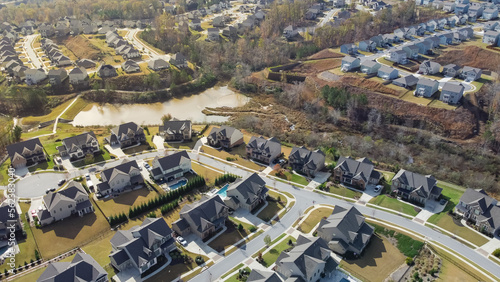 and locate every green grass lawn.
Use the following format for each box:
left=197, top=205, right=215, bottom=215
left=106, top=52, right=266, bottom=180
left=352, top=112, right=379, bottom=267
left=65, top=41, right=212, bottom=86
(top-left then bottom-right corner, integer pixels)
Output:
left=122, top=143, right=153, bottom=155
left=191, top=162, right=223, bottom=185
left=369, top=195, right=420, bottom=216
left=22, top=98, right=77, bottom=126
left=298, top=207, right=334, bottom=234
left=225, top=267, right=251, bottom=282
left=260, top=236, right=296, bottom=267
left=208, top=221, right=250, bottom=254
left=0, top=159, right=11, bottom=185
left=322, top=184, right=362, bottom=199
left=71, top=148, right=112, bottom=168
left=257, top=190, right=287, bottom=222
left=201, top=145, right=265, bottom=171
left=60, top=97, right=91, bottom=120
left=94, top=188, right=160, bottom=217
left=426, top=213, right=489, bottom=247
